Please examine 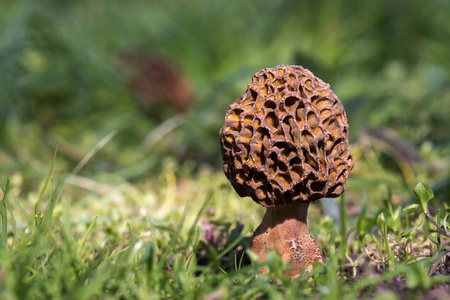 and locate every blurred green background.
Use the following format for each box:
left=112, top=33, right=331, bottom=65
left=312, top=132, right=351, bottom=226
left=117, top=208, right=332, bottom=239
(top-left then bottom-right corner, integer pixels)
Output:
left=1, top=0, right=449, bottom=206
